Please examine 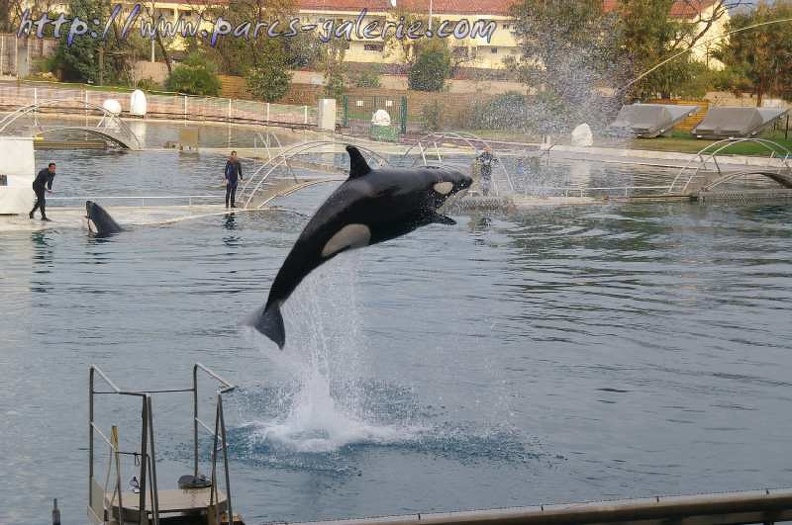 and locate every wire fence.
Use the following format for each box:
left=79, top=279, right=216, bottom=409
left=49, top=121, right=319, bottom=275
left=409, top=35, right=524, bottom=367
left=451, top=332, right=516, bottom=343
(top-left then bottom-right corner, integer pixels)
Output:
left=0, top=81, right=317, bottom=128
